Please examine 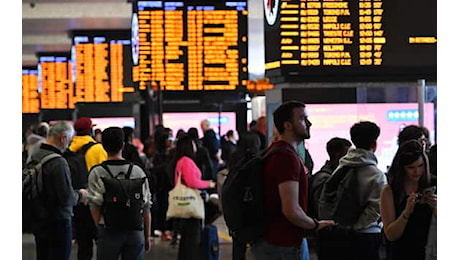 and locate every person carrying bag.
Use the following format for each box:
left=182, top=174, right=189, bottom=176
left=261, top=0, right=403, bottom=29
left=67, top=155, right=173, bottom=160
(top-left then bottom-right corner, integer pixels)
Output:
left=167, top=135, right=216, bottom=260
